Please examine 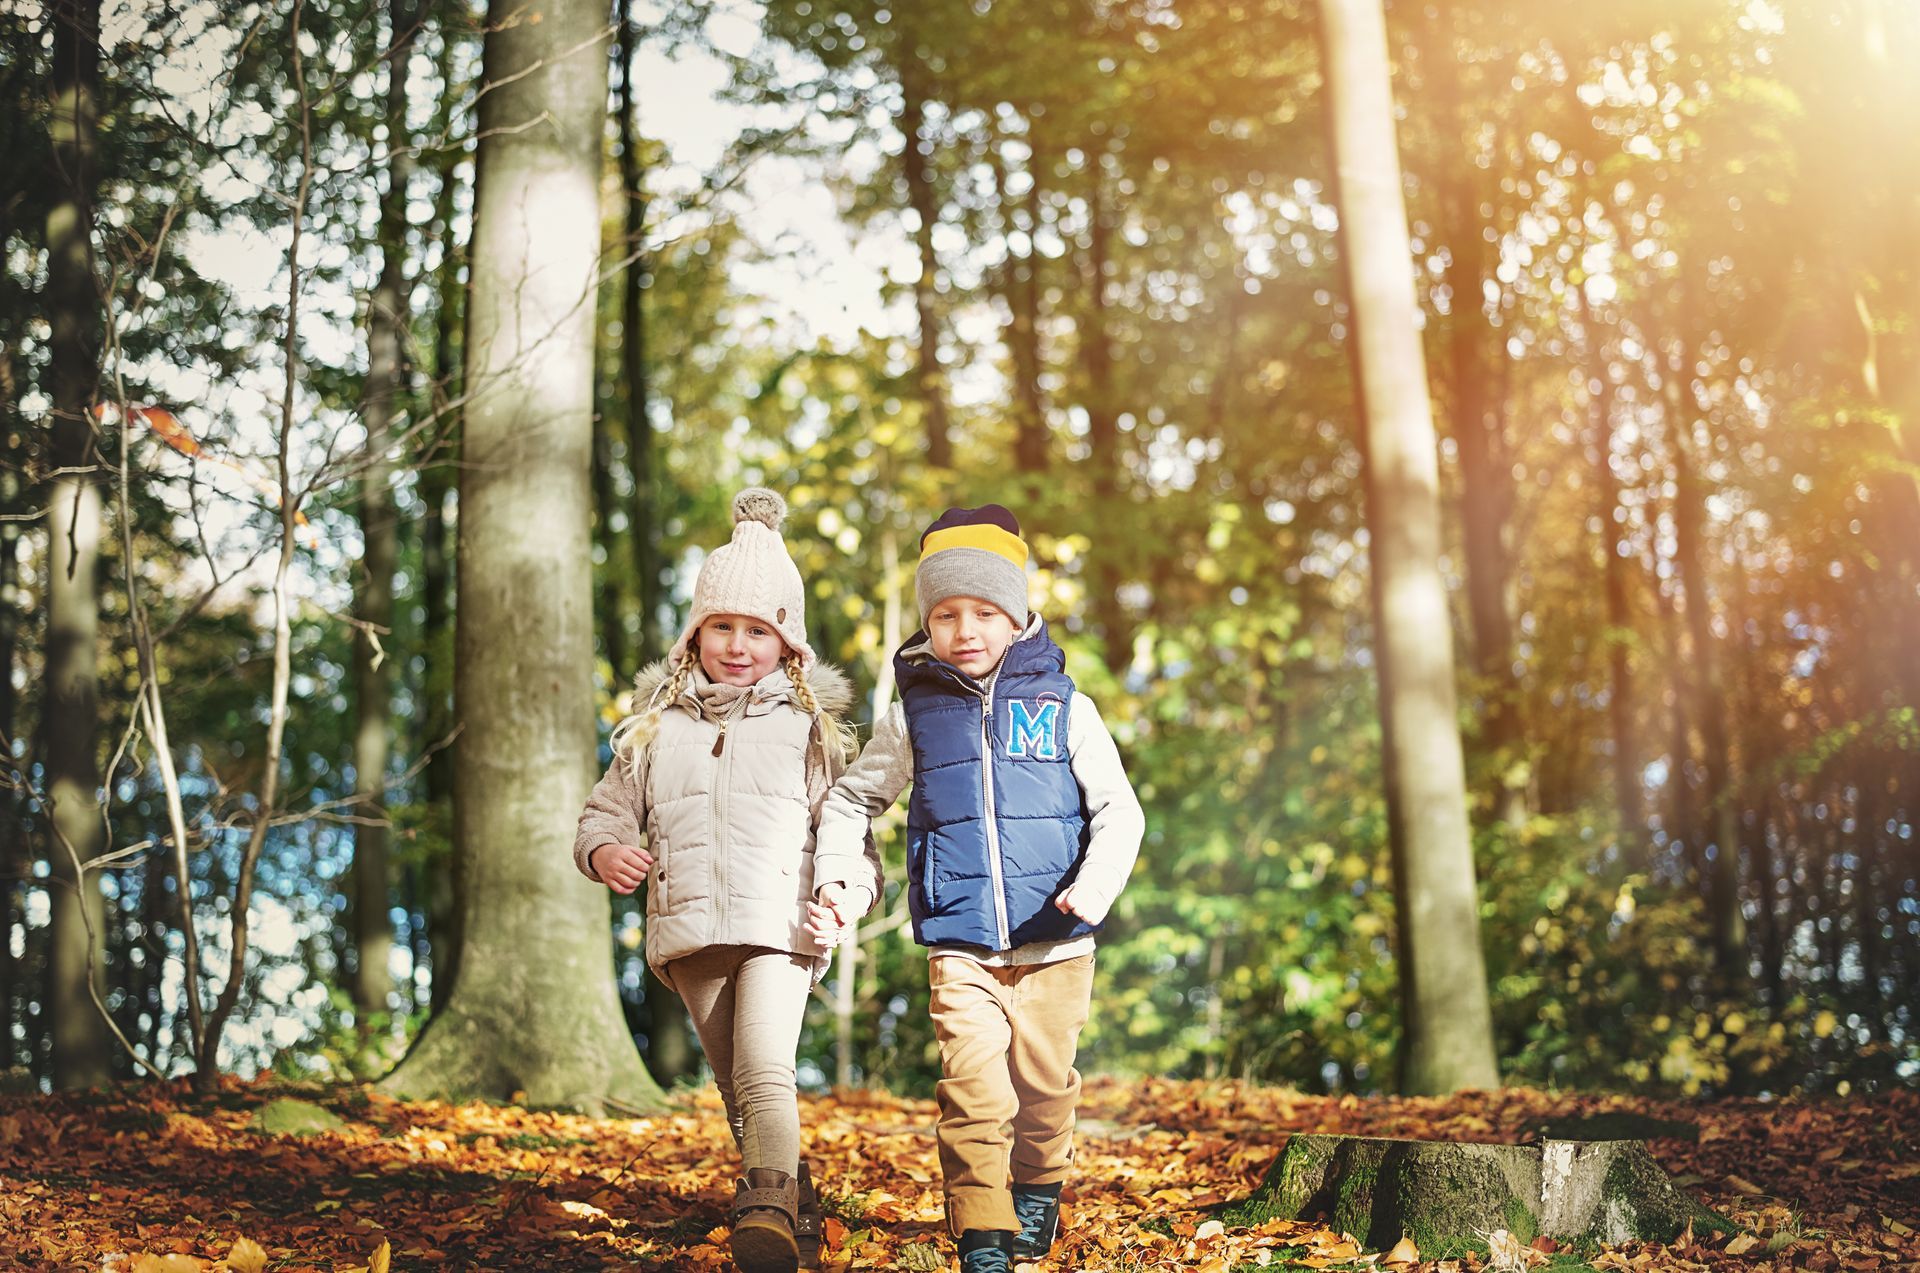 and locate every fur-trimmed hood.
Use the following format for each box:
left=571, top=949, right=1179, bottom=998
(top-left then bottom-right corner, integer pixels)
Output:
left=629, top=657, right=855, bottom=719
